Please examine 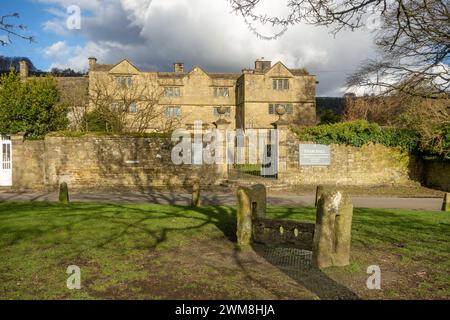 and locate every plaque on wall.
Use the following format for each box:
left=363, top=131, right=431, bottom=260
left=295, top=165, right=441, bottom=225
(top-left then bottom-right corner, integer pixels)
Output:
left=299, top=144, right=331, bottom=166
